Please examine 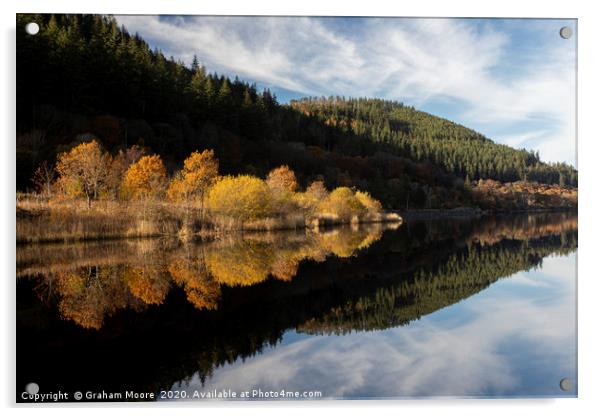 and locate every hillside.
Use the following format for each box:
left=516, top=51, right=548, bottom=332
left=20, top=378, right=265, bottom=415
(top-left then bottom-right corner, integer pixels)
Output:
left=17, top=14, right=577, bottom=211
left=289, top=97, right=577, bottom=186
